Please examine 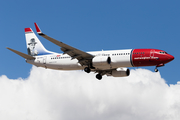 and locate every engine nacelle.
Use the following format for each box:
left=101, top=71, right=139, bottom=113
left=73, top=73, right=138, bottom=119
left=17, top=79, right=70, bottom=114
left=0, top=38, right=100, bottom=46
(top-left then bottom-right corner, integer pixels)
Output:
left=111, top=68, right=130, bottom=77
left=92, top=56, right=111, bottom=66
